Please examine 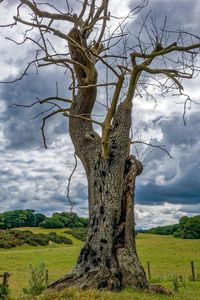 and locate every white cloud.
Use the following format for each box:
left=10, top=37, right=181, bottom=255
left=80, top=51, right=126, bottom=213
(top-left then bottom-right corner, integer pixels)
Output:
left=135, top=202, right=200, bottom=229
left=135, top=202, right=183, bottom=229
